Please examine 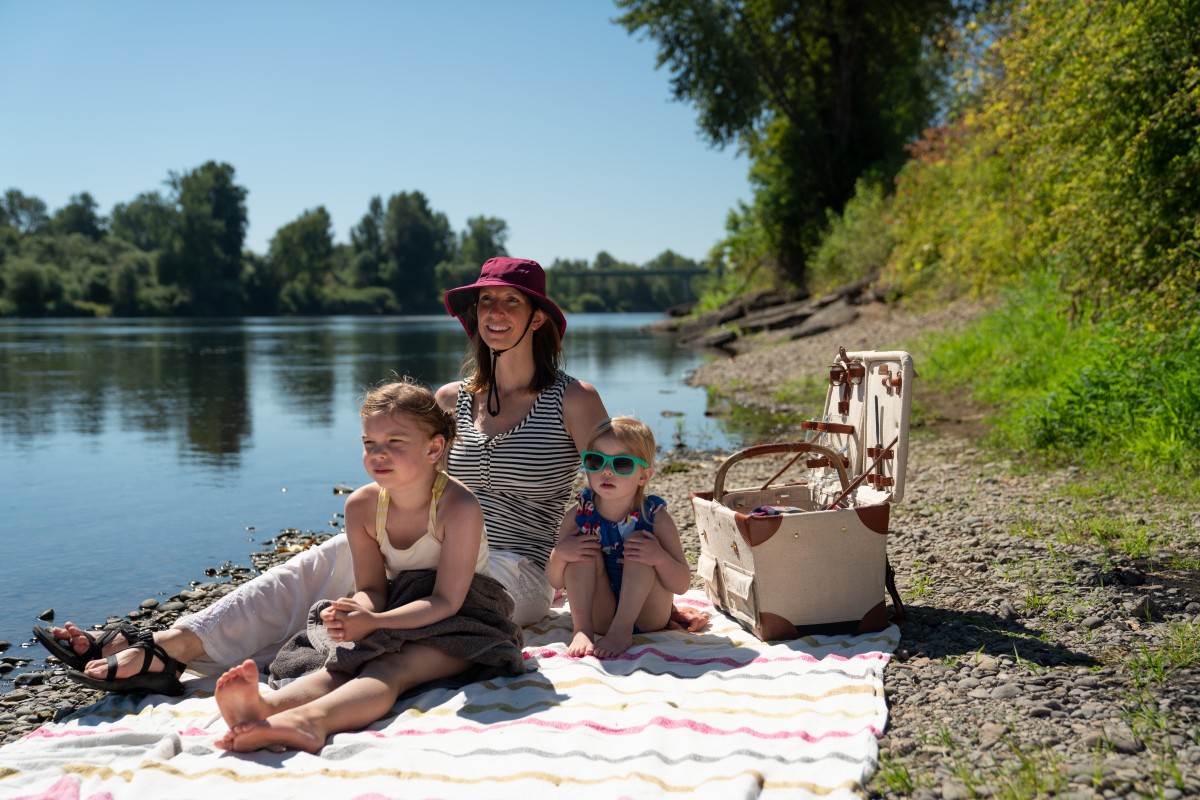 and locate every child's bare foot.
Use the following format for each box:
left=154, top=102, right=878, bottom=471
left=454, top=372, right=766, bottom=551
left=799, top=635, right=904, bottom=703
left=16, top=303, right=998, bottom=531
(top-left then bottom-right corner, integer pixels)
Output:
left=567, top=631, right=595, bottom=657
left=224, top=710, right=325, bottom=754
left=593, top=628, right=634, bottom=659
left=215, top=660, right=271, bottom=729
